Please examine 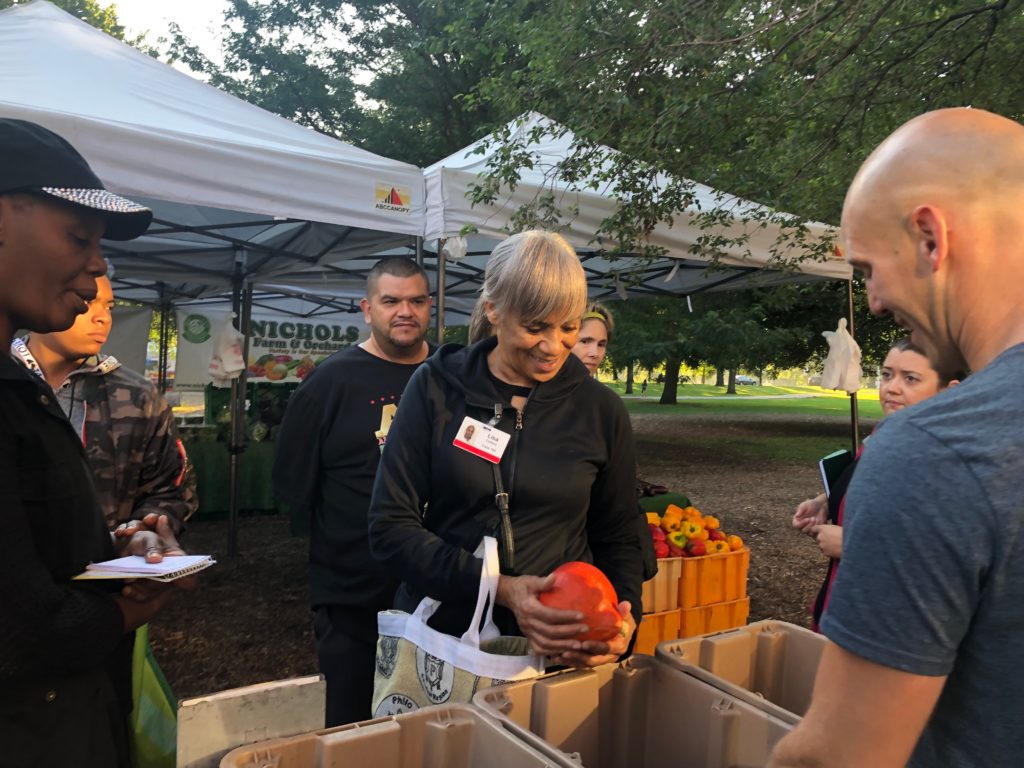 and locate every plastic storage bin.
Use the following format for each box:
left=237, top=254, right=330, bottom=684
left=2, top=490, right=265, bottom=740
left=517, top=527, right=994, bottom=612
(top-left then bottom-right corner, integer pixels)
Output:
left=634, top=609, right=681, bottom=655
left=679, top=596, right=750, bottom=638
left=474, top=654, right=792, bottom=768
left=642, top=547, right=749, bottom=615
left=640, top=557, right=682, bottom=614
left=218, top=704, right=566, bottom=768
left=678, top=547, right=749, bottom=609
left=657, top=619, right=826, bottom=724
